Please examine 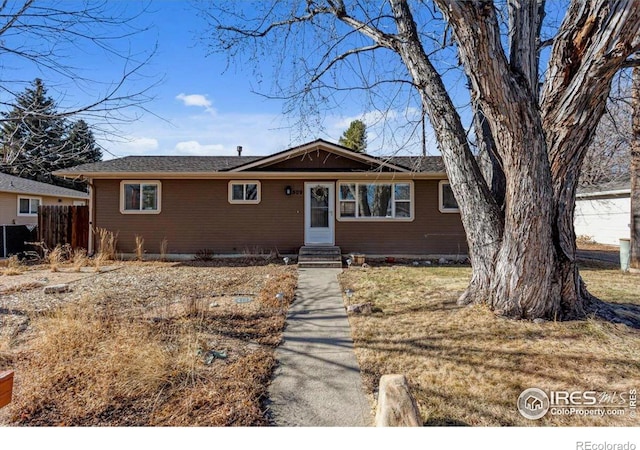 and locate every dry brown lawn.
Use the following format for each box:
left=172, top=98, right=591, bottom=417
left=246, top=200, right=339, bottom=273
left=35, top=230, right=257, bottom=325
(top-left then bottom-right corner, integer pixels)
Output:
left=339, top=262, right=640, bottom=426
left=0, top=260, right=297, bottom=426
